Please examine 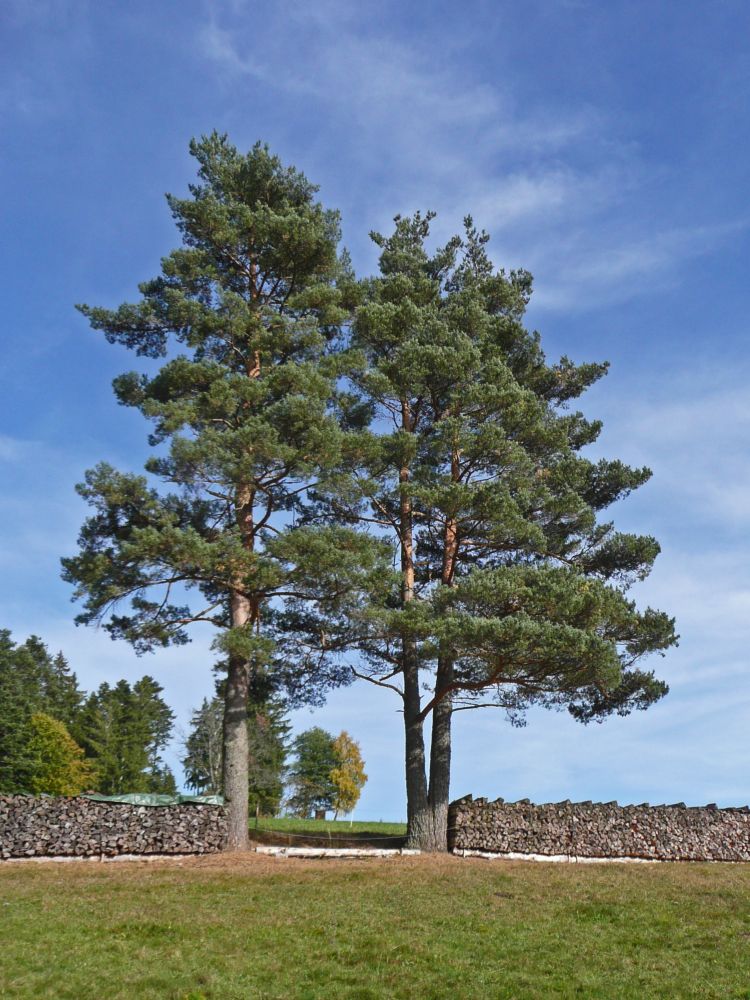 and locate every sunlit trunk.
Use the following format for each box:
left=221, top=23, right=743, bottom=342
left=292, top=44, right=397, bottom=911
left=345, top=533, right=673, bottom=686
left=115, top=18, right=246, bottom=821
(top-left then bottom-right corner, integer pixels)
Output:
left=223, top=620, right=250, bottom=851
left=222, top=483, right=255, bottom=851
left=398, top=400, right=433, bottom=849
left=424, top=446, right=460, bottom=852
